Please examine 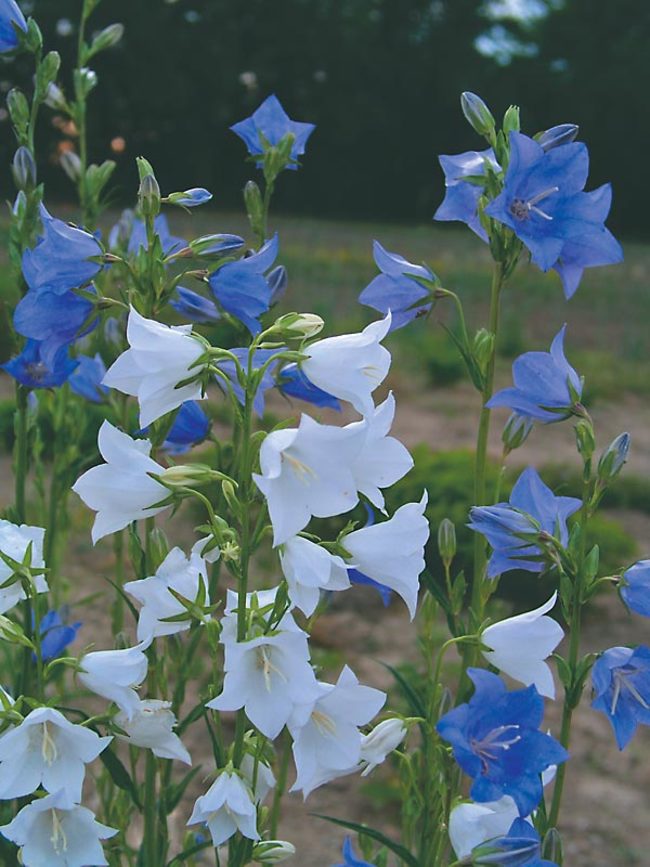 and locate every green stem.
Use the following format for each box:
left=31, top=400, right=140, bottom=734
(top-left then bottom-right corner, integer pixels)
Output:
left=143, top=749, right=158, bottom=864
left=75, top=2, right=90, bottom=225
left=269, top=732, right=290, bottom=838
left=14, top=385, right=28, bottom=524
